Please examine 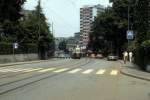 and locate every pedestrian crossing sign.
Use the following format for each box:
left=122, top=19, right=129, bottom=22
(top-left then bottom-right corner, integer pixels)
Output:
left=127, top=30, right=134, bottom=40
